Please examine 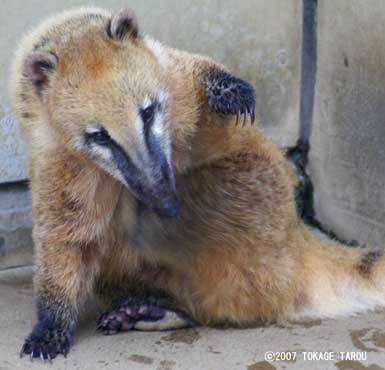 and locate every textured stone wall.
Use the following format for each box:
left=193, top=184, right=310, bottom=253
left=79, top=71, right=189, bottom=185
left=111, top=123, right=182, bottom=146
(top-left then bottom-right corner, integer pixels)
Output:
left=308, top=0, right=385, bottom=246
left=0, top=183, right=32, bottom=269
